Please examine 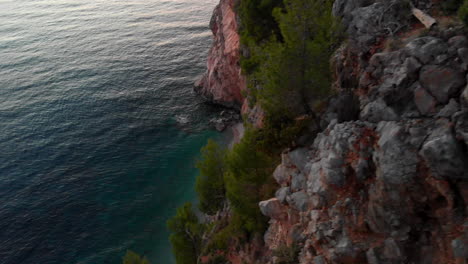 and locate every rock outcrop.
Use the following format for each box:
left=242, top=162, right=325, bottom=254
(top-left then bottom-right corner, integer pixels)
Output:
left=259, top=1, right=468, bottom=263
left=194, top=0, right=245, bottom=109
